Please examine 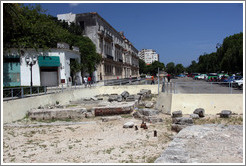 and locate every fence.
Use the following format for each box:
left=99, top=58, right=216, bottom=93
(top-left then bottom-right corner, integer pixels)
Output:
left=3, top=86, right=47, bottom=101
left=162, top=81, right=243, bottom=94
